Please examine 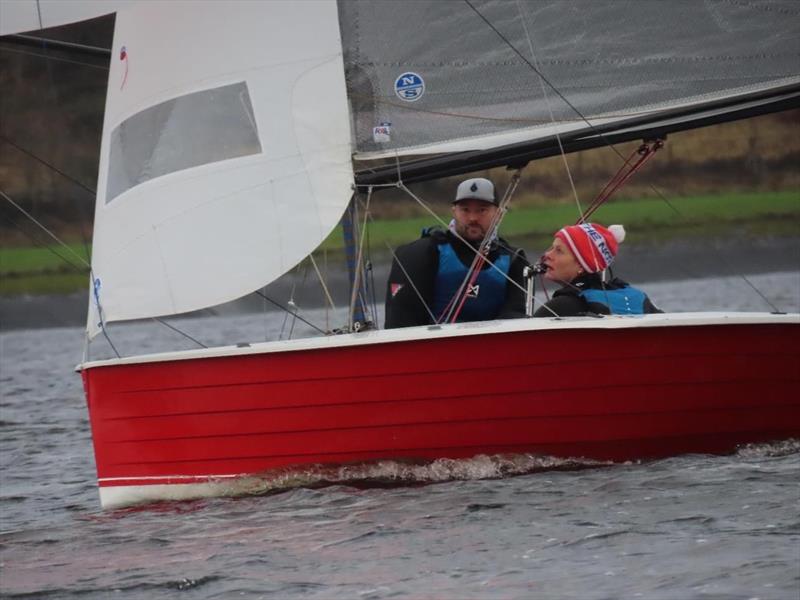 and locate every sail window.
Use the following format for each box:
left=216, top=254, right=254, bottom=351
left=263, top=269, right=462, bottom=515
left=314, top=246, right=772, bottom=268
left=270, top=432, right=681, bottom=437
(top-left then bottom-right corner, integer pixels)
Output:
left=105, top=82, right=262, bottom=203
